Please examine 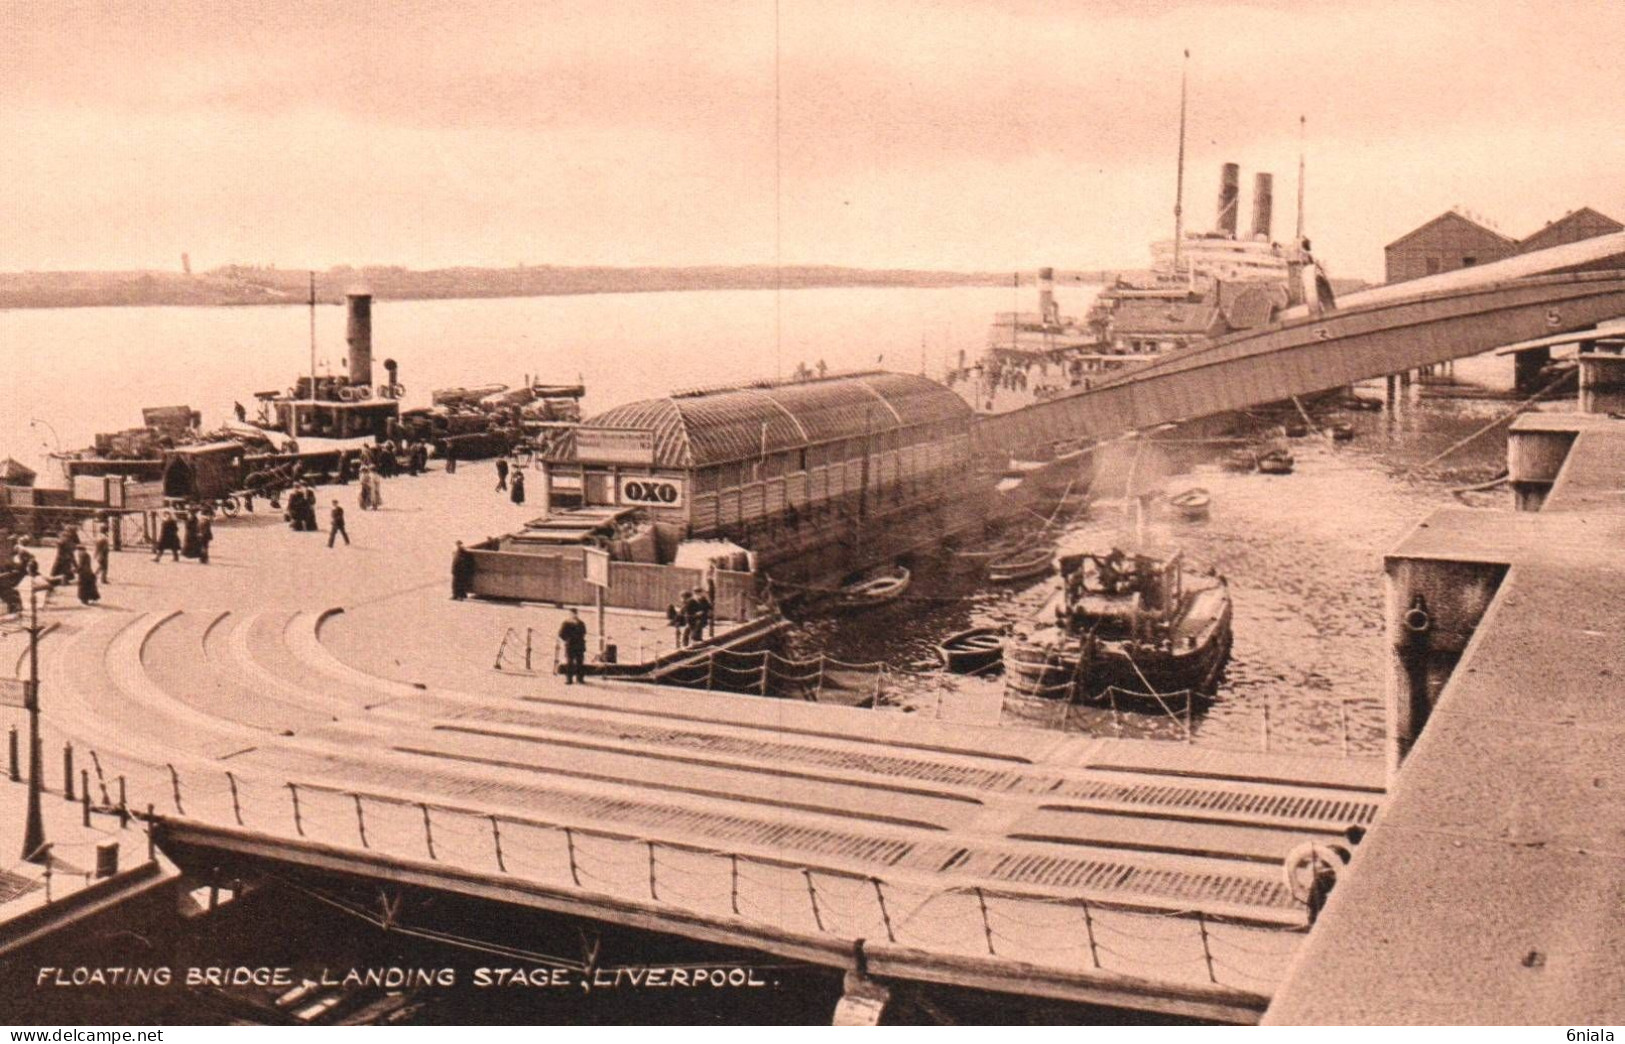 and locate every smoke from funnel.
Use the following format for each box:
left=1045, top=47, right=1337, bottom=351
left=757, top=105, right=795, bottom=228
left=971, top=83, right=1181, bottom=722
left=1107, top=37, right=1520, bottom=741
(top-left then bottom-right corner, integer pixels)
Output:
left=1252, top=173, right=1274, bottom=240
left=1217, top=163, right=1240, bottom=236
